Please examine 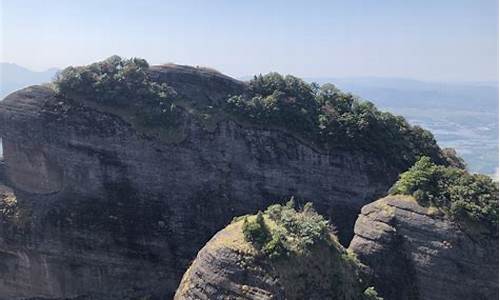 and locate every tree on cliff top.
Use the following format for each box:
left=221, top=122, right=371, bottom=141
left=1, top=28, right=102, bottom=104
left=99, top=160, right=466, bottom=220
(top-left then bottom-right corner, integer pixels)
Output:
left=242, top=201, right=331, bottom=257
left=390, top=156, right=498, bottom=233
left=54, top=55, right=178, bottom=128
